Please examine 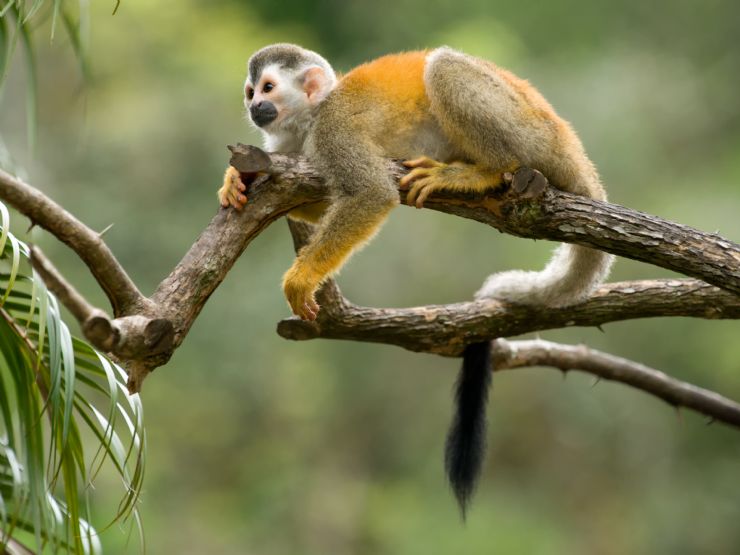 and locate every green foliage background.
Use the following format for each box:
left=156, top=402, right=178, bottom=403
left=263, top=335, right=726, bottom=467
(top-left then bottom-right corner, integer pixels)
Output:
left=2, top=0, right=739, bottom=553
